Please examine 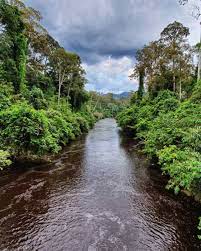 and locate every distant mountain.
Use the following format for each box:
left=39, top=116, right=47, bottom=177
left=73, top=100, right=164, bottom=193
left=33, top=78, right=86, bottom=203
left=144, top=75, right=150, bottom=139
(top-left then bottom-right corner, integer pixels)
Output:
left=112, top=92, right=131, bottom=99
left=100, top=91, right=131, bottom=100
